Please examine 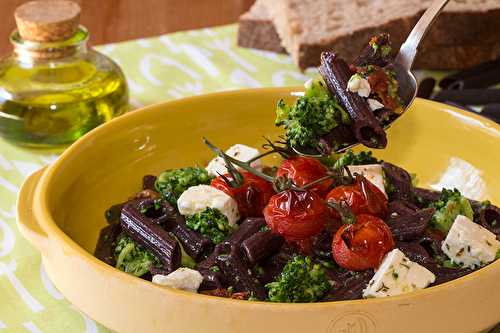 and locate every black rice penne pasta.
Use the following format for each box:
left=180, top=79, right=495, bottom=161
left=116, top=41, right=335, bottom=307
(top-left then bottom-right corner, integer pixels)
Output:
left=396, top=241, right=433, bottom=266
left=311, top=229, right=335, bottom=260
left=352, top=33, right=392, bottom=68
left=439, top=58, right=500, bottom=90
left=412, top=187, right=441, bottom=207
left=319, top=51, right=387, bottom=149
left=120, top=200, right=181, bottom=275
left=257, top=243, right=295, bottom=285
left=196, top=217, right=266, bottom=271
left=416, top=77, right=436, bottom=99
left=241, top=230, right=284, bottom=266
left=197, top=242, right=231, bottom=291
left=162, top=204, right=214, bottom=262
left=318, top=124, right=356, bottom=154
left=94, top=223, right=123, bottom=266
left=215, top=245, right=267, bottom=300
left=433, top=89, right=500, bottom=105
left=386, top=208, right=435, bottom=242
left=388, top=200, right=419, bottom=216
left=418, top=229, right=447, bottom=264
left=470, top=201, right=500, bottom=234
left=322, top=270, right=374, bottom=302
left=382, top=162, right=414, bottom=202
left=104, top=203, right=124, bottom=224
left=423, top=263, right=473, bottom=286
left=142, top=175, right=157, bottom=191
